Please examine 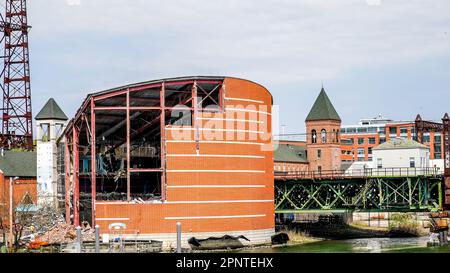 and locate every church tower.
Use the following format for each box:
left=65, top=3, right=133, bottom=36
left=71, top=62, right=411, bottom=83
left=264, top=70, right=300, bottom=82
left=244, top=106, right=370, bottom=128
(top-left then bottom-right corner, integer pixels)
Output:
left=35, top=98, right=68, bottom=208
left=305, top=87, right=342, bottom=172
